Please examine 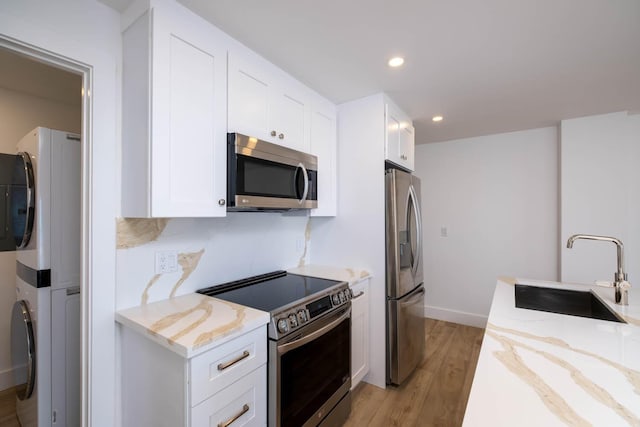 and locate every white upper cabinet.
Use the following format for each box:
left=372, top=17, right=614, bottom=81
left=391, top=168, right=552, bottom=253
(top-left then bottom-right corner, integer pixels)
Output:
left=228, top=50, right=311, bottom=153
left=385, top=101, right=415, bottom=171
left=121, top=0, right=227, bottom=217
left=310, top=95, right=337, bottom=217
